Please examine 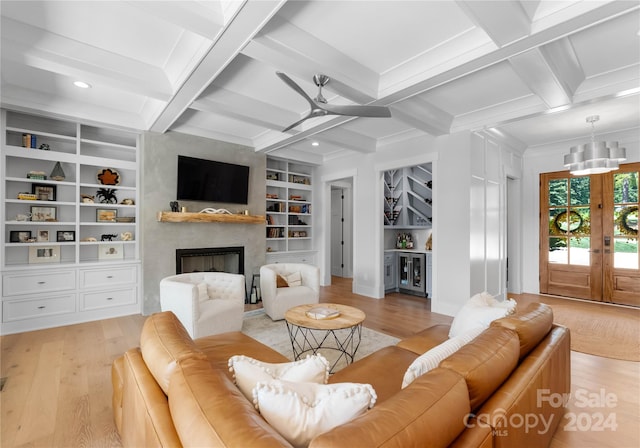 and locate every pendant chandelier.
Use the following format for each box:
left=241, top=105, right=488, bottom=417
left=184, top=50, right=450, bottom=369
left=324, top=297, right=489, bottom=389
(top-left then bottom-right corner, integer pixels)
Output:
left=563, top=115, right=626, bottom=176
